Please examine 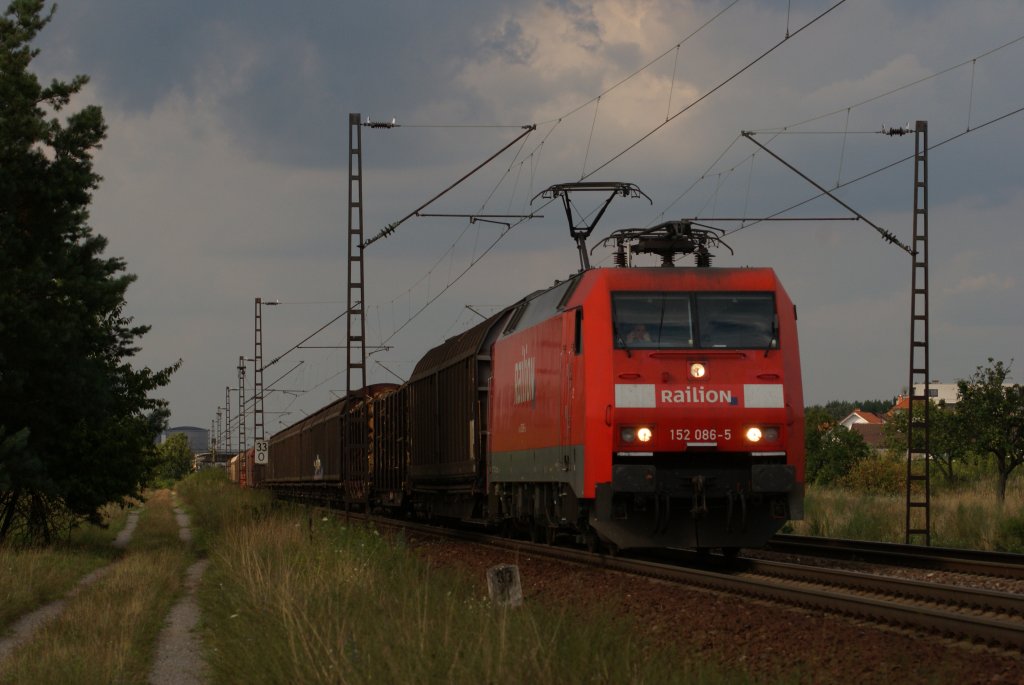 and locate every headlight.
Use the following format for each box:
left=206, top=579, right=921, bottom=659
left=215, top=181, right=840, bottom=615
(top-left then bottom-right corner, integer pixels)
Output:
left=764, top=427, right=780, bottom=442
left=690, top=362, right=706, bottom=379
left=745, top=427, right=763, bottom=442
left=621, top=426, right=653, bottom=444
